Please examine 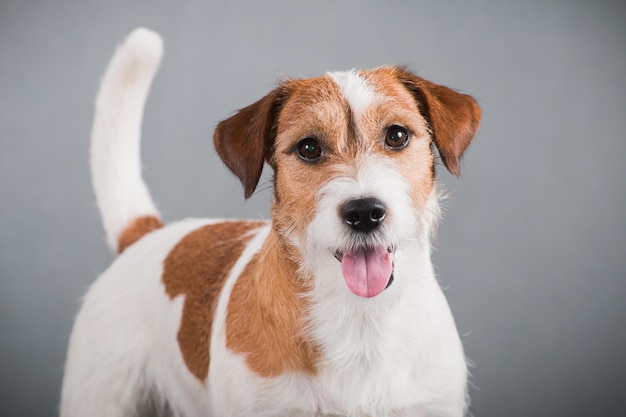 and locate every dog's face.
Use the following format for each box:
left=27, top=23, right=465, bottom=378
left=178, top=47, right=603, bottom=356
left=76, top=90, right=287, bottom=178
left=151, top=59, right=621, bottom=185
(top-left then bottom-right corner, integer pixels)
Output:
left=215, top=67, right=480, bottom=298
